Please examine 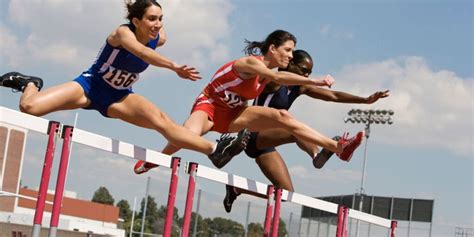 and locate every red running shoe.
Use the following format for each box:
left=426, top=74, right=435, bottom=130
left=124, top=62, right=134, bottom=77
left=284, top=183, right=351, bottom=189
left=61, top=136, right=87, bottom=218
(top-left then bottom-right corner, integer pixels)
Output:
left=134, top=160, right=159, bottom=174
left=336, top=131, right=365, bottom=162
